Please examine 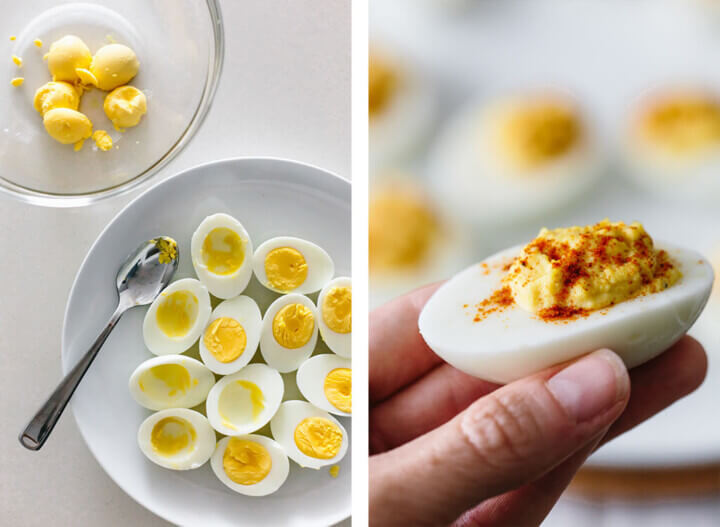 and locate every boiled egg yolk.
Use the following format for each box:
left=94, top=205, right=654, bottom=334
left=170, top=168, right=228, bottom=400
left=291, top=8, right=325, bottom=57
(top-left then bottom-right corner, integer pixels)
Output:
left=324, top=368, right=351, bottom=413
left=322, top=286, right=352, bottom=334
left=218, top=381, right=265, bottom=428
left=369, top=53, right=398, bottom=118
left=201, top=227, right=245, bottom=275
left=638, top=94, right=720, bottom=156
left=272, top=303, right=314, bottom=348
left=90, top=43, right=139, bottom=91
left=265, top=248, right=308, bottom=291
left=45, top=35, right=92, bottom=83
left=294, top=417, right=342, bottom=459
left=156, top=291, right=198, bottom=338
left=10, top=77, right=23, bottom=87
left=154, top=237, right=177, bottom=264
left=92, top=130, right=113, bottom=151
left=223, top=439, right=272, bottom=485
left=203, top=317, right=247, bottom=363
left=104, top=85, right=147, bottom=130
left=369, top=187, right=439, bottom=271
left=139, top=364, right=193, bottom=398
left=498, top=99, right=581, bottom=170
left=42, top=108, right=92, bottom=145
left=33, top=81, right=80, bottom=115
left=329, top=465, right=340, bottom=478
left=151, top=416, right=196, bottom=457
